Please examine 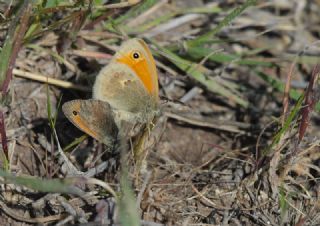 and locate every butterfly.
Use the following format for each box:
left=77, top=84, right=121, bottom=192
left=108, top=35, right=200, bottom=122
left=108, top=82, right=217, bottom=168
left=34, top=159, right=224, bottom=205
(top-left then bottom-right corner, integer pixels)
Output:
left=62, top=38, right=159, bottom=147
